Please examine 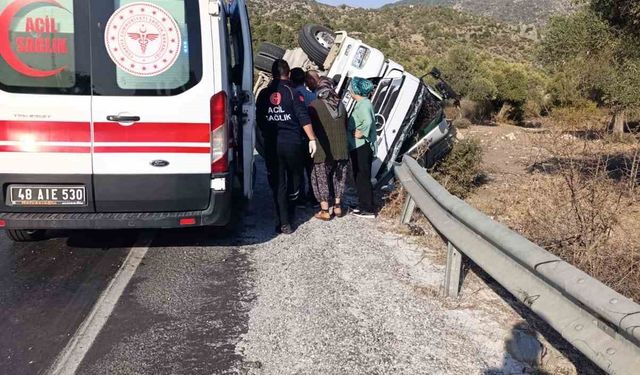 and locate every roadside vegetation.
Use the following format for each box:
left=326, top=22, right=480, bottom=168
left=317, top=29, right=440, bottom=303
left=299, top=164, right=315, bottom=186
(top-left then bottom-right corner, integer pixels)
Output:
left=429, top=139, right=484, bottom=199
